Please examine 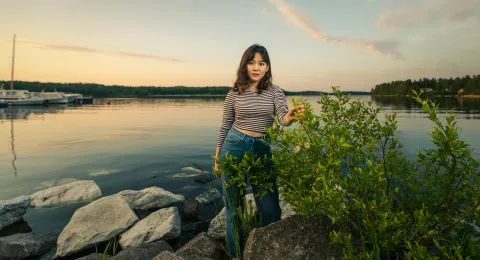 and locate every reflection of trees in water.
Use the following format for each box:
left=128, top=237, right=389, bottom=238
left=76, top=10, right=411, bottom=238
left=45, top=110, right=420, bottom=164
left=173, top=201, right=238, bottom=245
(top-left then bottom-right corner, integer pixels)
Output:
left=371, top=95, right=480, bottom=114
left=96, top=97, right=225, bottom=107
